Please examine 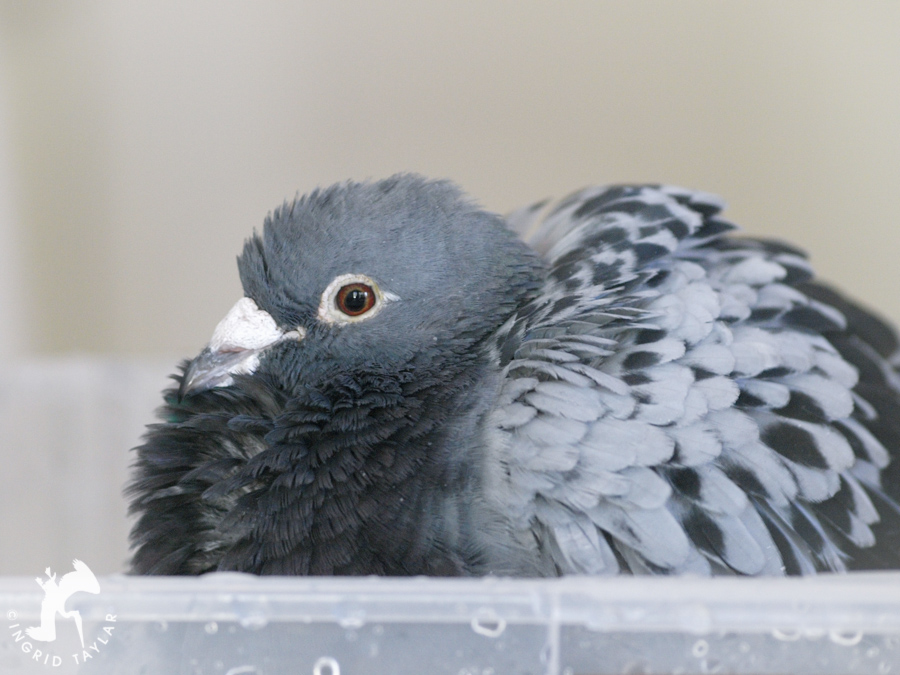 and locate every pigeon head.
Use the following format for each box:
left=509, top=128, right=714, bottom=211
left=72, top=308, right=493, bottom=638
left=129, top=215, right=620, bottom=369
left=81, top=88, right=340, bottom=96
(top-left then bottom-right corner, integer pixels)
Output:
left=141, top=175, right=547, bottom=576
left=181, top=174, right=544, bottom=397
